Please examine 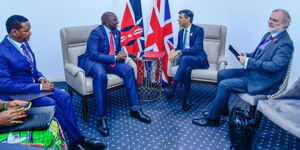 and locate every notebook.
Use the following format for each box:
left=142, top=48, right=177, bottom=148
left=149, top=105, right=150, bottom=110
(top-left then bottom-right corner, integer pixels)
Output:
left=7, top=92, right=54, bottom=102
left=0, top=106, right=55, bottom=133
